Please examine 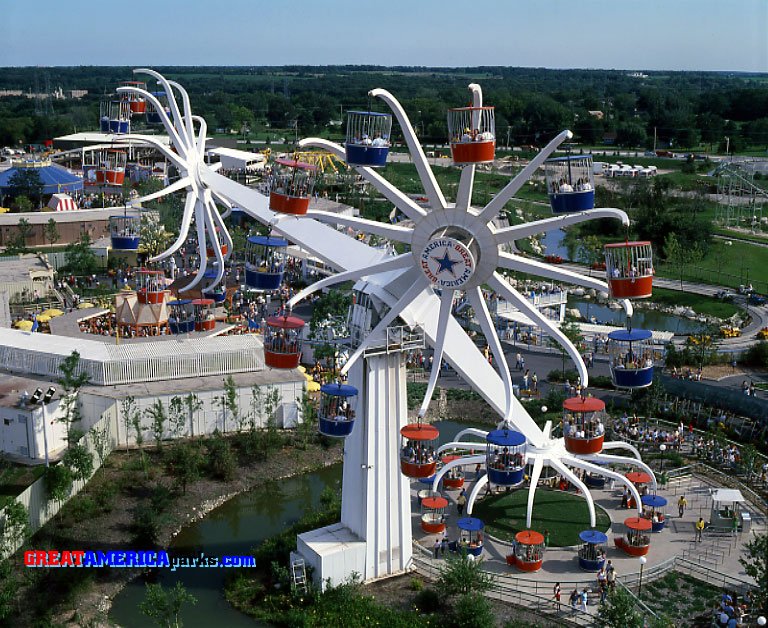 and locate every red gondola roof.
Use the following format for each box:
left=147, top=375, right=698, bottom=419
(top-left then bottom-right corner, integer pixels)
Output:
left=137, top=268, right=163, bottom=275
left=275, top=158, right=316, bottom=170
left=422, top=496, right=448, bottom=509
left=266, top=315, right=305, bottom=329
left=604, top=241, right=651, bottom=248
left=563, top=397, right=605, bottom=412
left=625, top=471, right=652, bottom=485
left=515, top=530, right=544, bottom=545
left=442, top=455, right=462, bottom=464
left=191, top=298, right=215, bottom=306
left=624, top=517, right=652, bottom=531
left=401, top=423, right=439, bottom=441
left=448, top=106, right=494, bottom=112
